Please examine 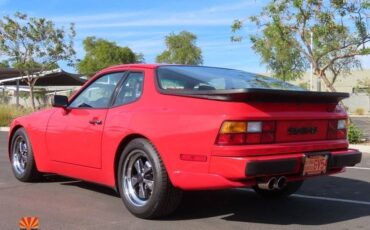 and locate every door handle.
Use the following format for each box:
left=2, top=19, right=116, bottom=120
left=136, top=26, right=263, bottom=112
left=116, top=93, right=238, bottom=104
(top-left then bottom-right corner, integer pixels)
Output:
left=89, top=119, right=102, bottom=125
